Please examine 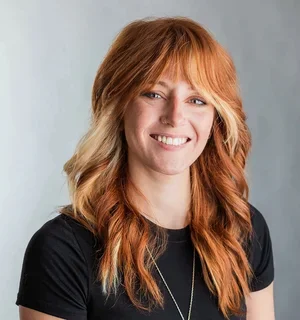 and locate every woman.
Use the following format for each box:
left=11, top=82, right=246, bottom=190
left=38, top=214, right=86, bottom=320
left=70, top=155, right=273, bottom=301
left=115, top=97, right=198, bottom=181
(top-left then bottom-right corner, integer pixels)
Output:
left=16, top=17, right=275, bottom=320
